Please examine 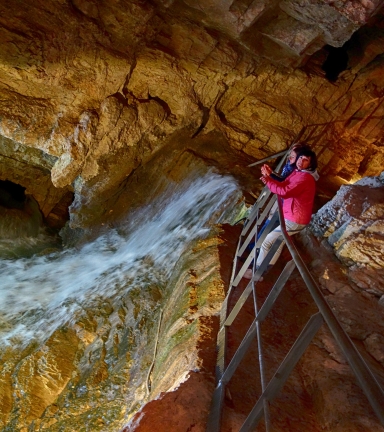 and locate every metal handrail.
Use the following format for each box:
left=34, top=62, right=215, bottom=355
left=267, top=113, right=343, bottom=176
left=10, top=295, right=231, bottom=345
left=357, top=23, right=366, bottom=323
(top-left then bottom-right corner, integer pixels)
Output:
left=247, top=149, right=288, bottom=167
left=277, top=197, right=384, bottom=425
left=207, top=191, right=384, bottom=432
left=208, top=127, right=384, bottom=430
left=247, top=131, right=307, bottom=168
left=208, top=145, right=298, bottom=432
left=208, top=122, right=384, bottom=431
